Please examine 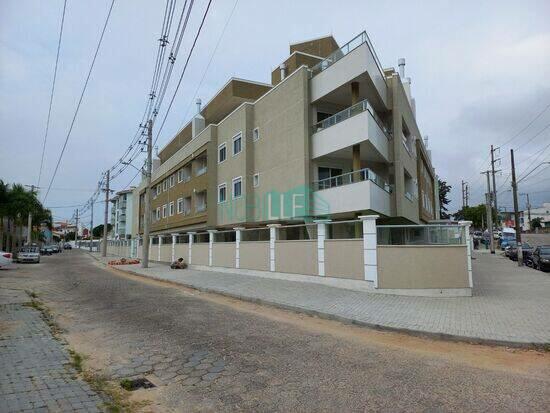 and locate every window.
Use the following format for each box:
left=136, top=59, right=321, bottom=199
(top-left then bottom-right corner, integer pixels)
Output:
left=253, top=127, right=260, bottom=141
left=195, top=191, right=207, bottom=212
left=218, top=143, right=227, bottom=163
left=157, top=184, right=162, bottom=195
left=218, top=183, right=227, bottom=203
left=177, top=197, right=183, bottom=214
left=162, top=204, right=167, bottom=218
left=232, top=132, right=242, bottom=156
left=232, top=176, right=242, bottom=199
left=183, top=197, right=191, bottom=214
left=169, top=201, right=174, bottom=216
left=177, top=169, right=183, bottom=183
left=253, top=173, right=260, bottom=187
left=179, top=165, right=191, bottom=182
left=162, top=180, right=167, bottom=191
left=155, top=207, right=160, bottom=221
left=169, top=174, right=175, bottom=188
left=195, top=155, right=207, bottom=176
